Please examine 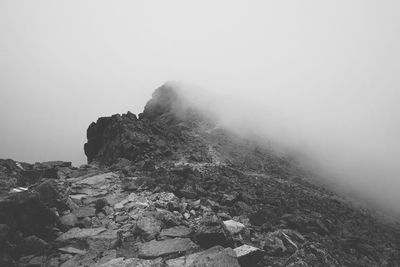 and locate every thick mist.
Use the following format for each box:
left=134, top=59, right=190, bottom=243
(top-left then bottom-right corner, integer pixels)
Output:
left=173, top=81, right=400, bottom=217
left=1, top=1, right=400, bottom=216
